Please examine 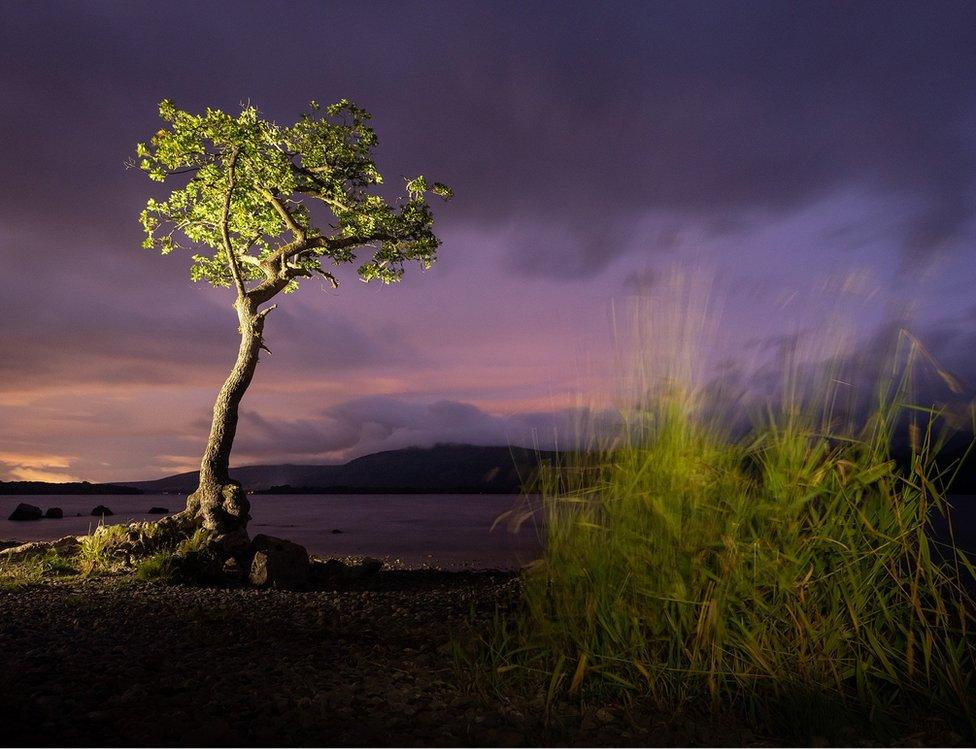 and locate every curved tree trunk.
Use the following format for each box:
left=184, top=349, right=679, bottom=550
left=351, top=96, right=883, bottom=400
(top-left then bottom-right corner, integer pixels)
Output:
left=182, top=296, right=269, bottom=557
